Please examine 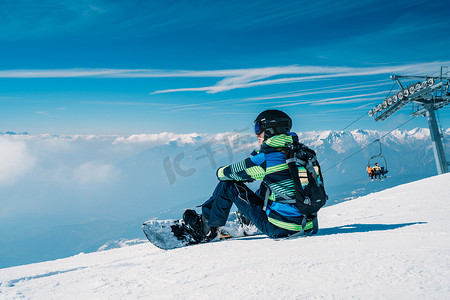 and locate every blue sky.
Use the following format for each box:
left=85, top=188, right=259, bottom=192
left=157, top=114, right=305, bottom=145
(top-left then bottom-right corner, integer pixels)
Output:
left=1, top=0, right=449, bottom=134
